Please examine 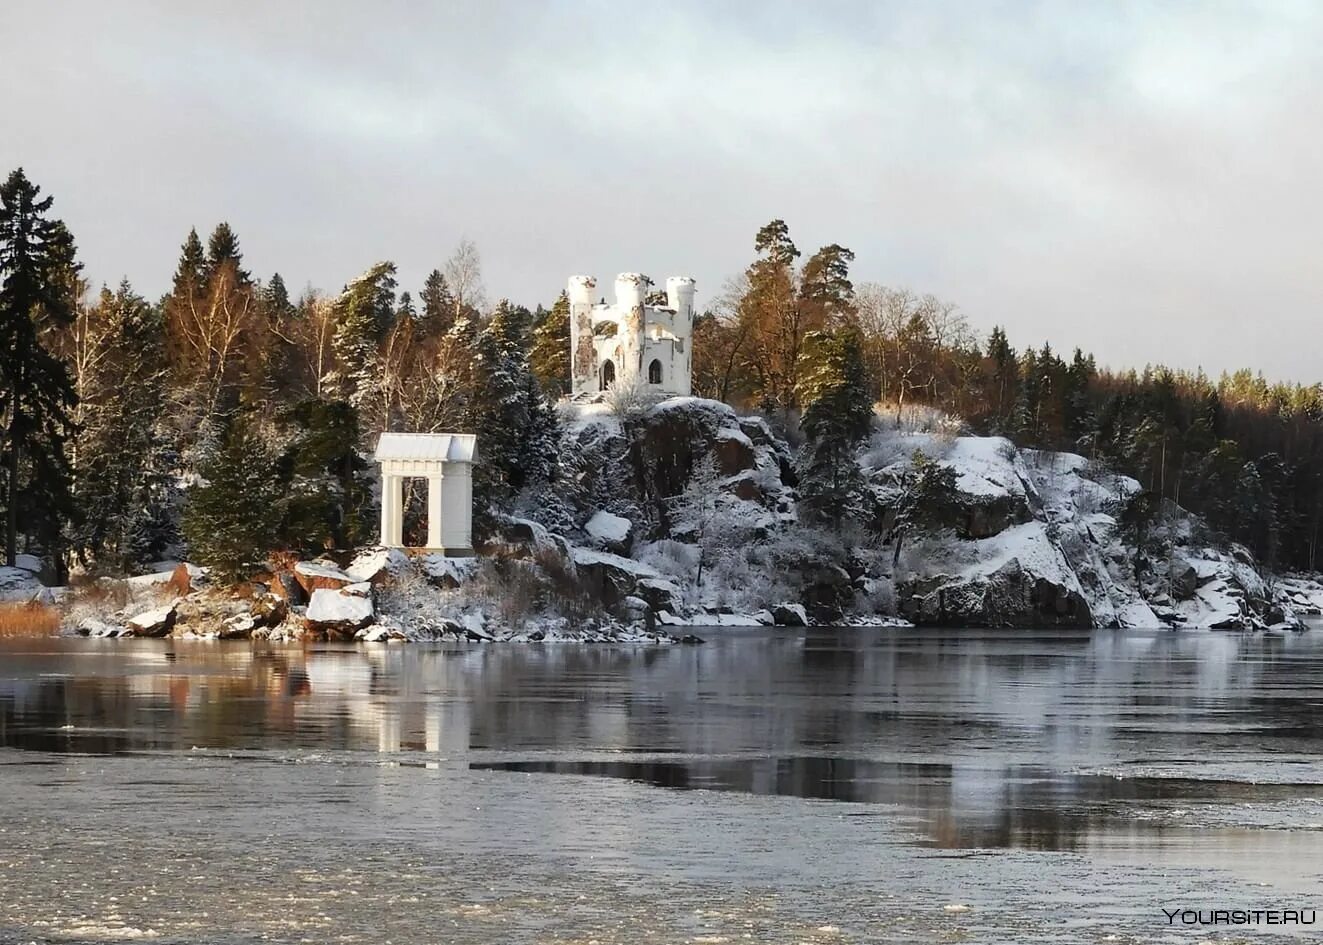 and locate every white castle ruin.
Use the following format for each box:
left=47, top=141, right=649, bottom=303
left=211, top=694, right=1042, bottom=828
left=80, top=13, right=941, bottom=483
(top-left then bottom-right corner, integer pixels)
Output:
left=569, top=272, right=695, bottom=397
